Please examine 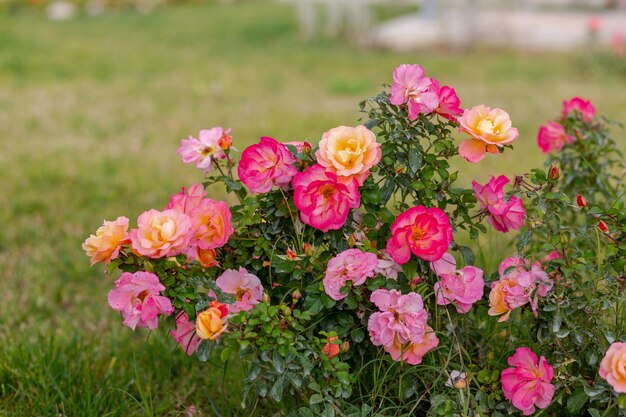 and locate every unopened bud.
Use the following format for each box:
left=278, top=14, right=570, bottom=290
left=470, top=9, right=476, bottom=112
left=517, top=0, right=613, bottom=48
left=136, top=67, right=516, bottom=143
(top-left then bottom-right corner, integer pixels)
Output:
left=340, top=341, right=350, bottom=353
left=303, top=243, right=314, bottom=256
left=286, top=249, right=297, bottom=260
left=598, top=220, right=609, bottom=233
left=549, top=165, right=560, bottom=180
left=454, top=378, right=467, bottom=390
left=576, top=194, right=588, bottom=208
left=292, top=289, right=302, bottom=302
left=262, top=293, right=271, bottom=304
